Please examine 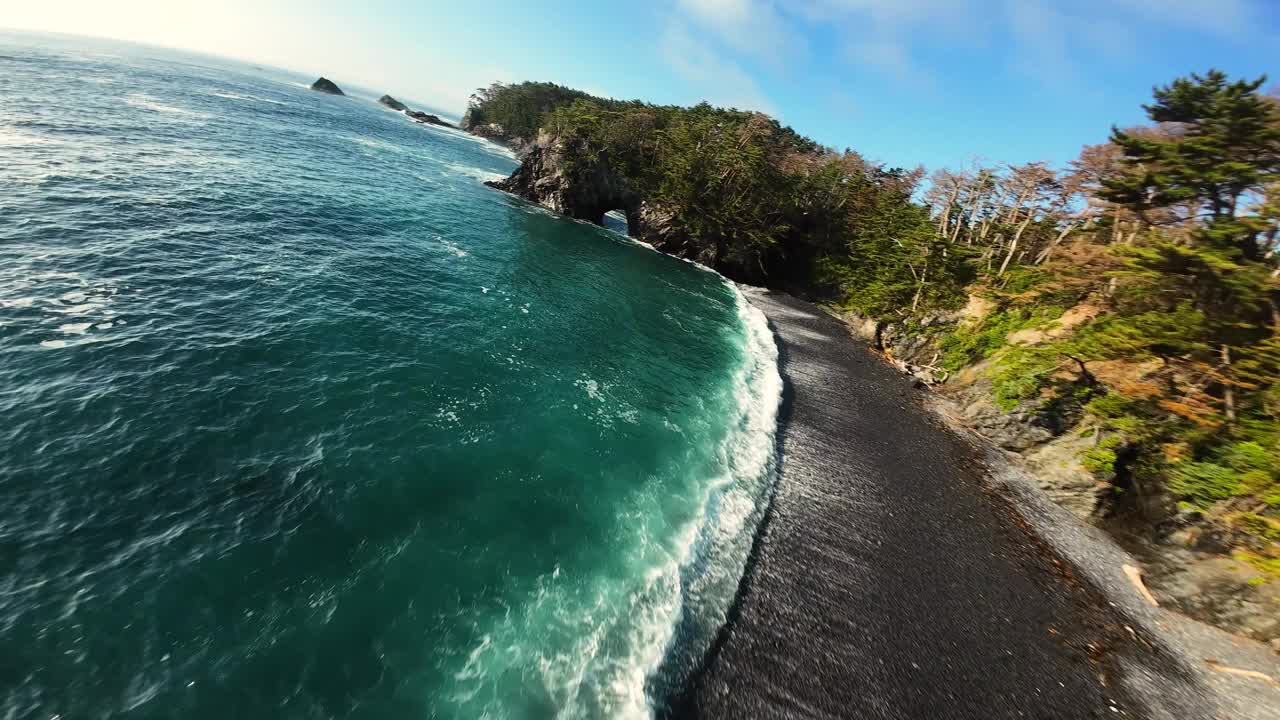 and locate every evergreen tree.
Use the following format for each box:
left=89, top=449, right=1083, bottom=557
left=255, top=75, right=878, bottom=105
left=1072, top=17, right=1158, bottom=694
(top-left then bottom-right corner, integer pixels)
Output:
left=1101, top=71, right=1280, bottom=419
